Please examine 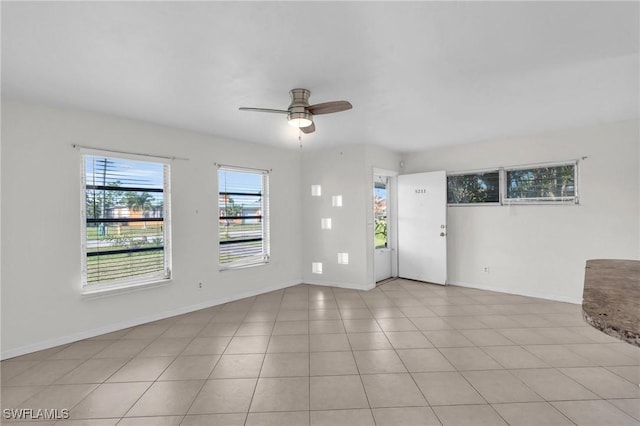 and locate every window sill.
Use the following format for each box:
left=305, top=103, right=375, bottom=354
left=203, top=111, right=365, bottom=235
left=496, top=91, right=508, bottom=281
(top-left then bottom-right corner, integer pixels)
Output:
left=448, top=203, right=501, bottom=207
left=503, top=199, right=579, bottom=205
left=82, top=277, right=172, bottom=298
left=219, top=261, right=269, bottom=272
